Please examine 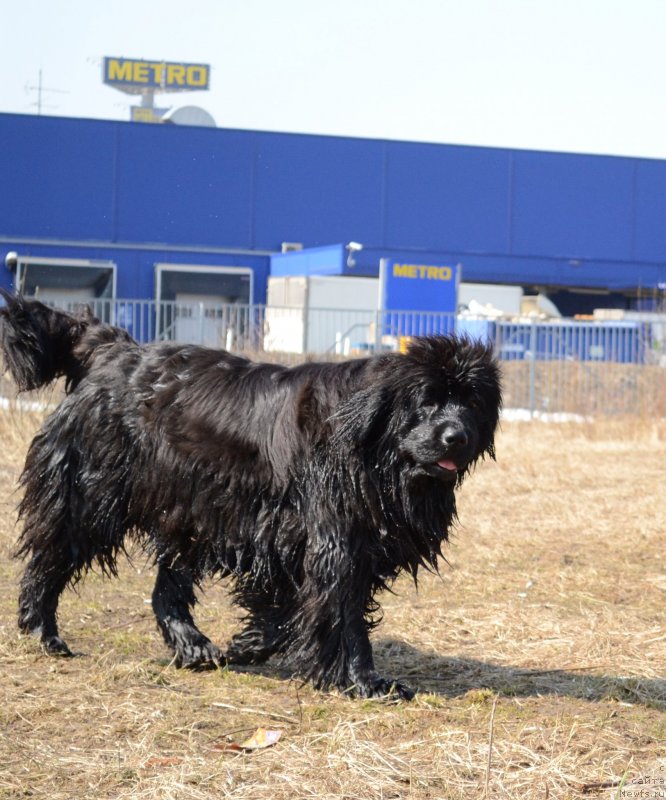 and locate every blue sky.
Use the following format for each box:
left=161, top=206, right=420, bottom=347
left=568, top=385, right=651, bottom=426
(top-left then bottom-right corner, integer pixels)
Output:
left=3, top=0, right=666, bottom=158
